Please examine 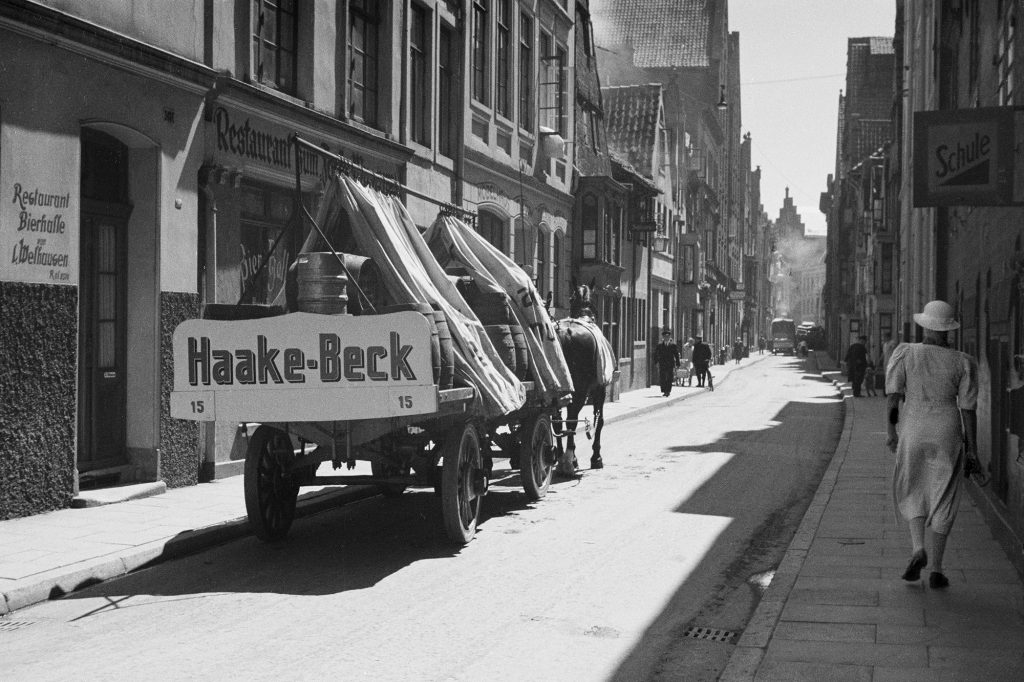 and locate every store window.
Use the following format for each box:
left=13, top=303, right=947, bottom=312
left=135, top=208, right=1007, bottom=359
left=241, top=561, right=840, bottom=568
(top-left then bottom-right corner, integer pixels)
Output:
left=349, top=0, right=380, bottom=126
left=410, top=3, right=431, bottom=146
left=252, top=0, right=297, bottom=94
left=478, top=210, right=505, bottom=253
left=239, top=183, right=299, bottom=305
